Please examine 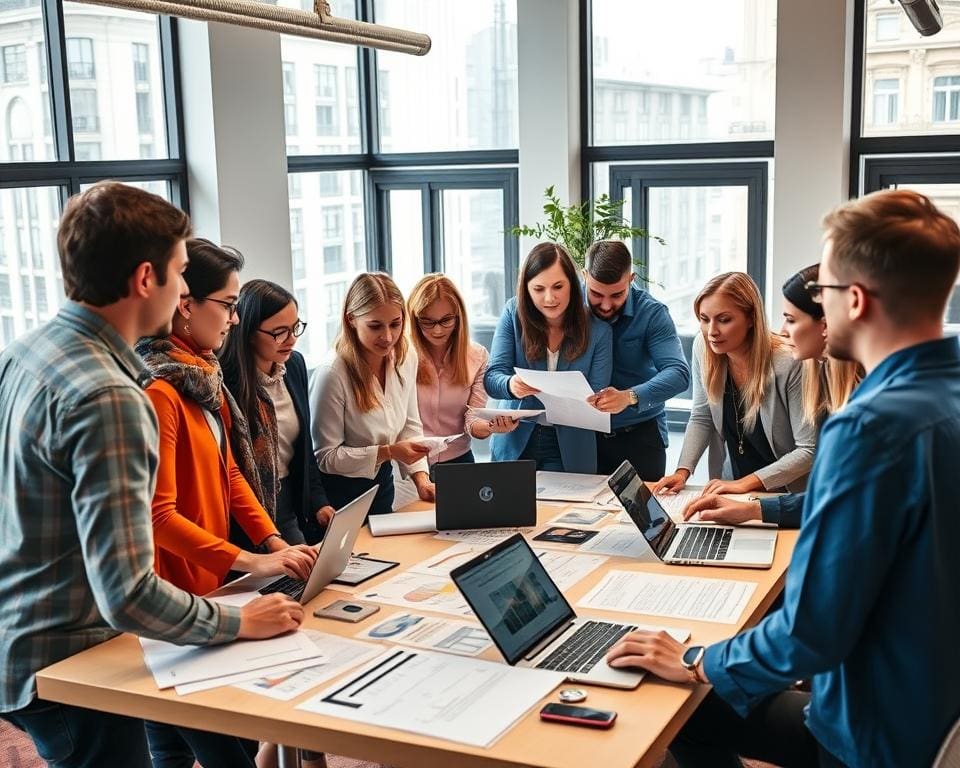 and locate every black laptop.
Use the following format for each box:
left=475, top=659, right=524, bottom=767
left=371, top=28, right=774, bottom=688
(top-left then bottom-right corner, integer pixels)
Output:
left=434, top=460, right=537, bottom=530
